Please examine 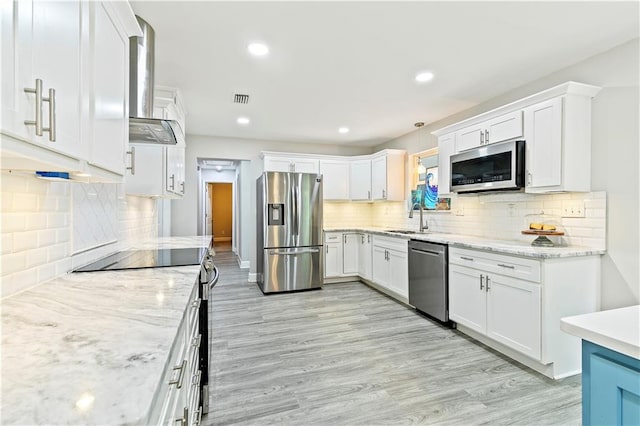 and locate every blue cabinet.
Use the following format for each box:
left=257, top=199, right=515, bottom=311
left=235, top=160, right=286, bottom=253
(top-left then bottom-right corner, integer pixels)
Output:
left=583, top=341, right=640, bottom=425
